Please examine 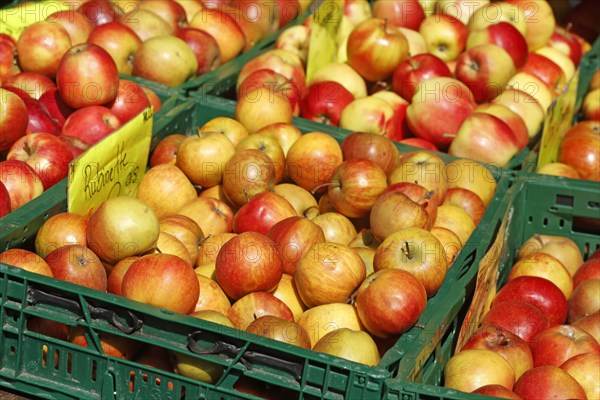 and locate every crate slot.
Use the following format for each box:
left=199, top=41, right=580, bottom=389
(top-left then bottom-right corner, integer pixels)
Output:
left=556, top=194, right=574, bottom=207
